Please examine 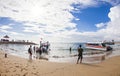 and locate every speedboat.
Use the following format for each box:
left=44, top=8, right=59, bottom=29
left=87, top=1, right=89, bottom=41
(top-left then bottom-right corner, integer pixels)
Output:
left=85, top=43, right=112, bottom=51
left=103, top=40, right=115, bottom=45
